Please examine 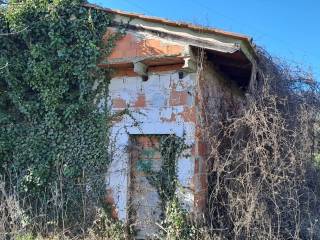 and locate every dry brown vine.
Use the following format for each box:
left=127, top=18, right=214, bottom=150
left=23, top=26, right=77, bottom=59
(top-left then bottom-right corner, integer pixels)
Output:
left=198, top=47, right=320, bottom=240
